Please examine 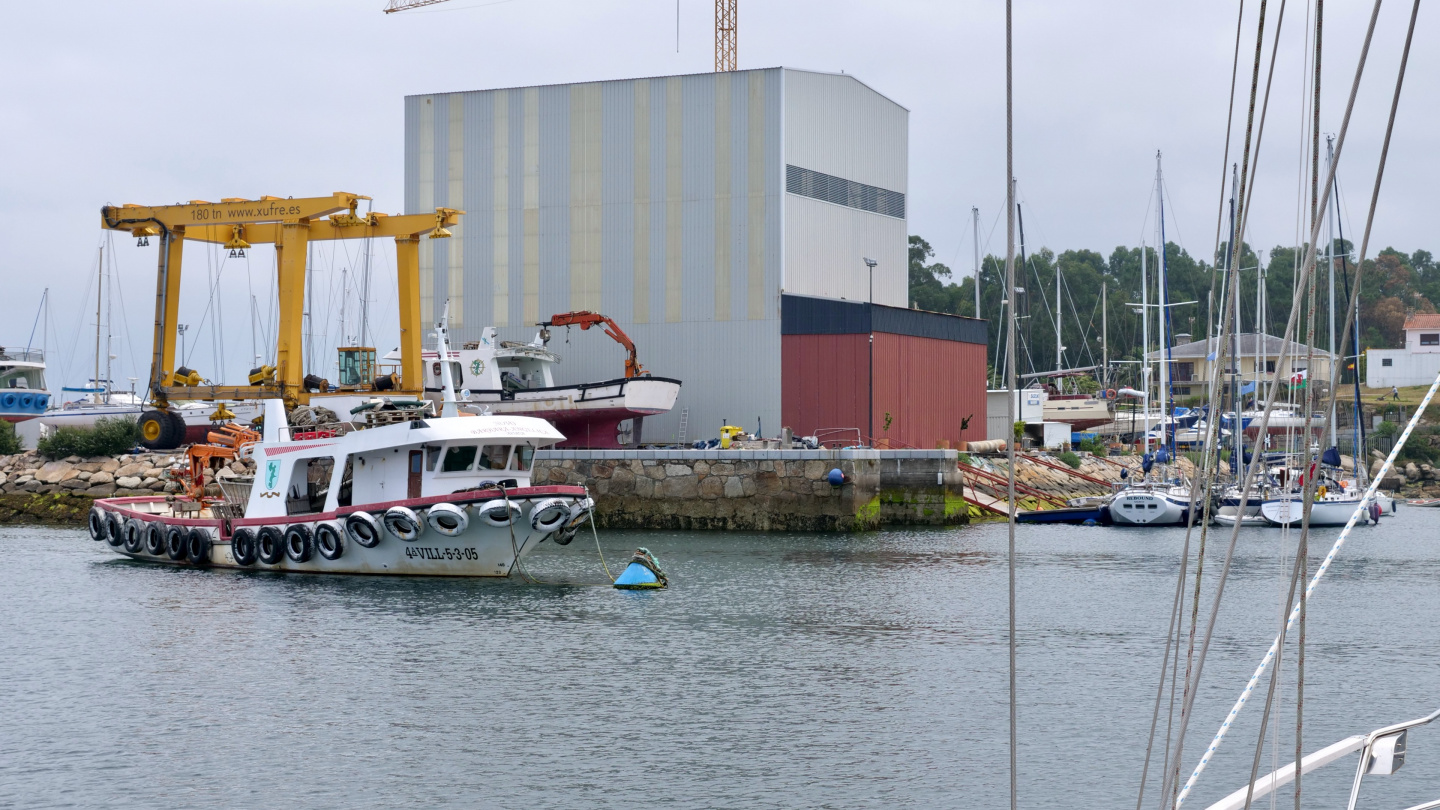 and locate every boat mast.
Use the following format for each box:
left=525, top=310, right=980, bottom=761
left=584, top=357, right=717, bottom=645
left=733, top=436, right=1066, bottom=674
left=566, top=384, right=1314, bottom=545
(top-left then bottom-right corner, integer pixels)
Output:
left=1228, top=164, right=1243, bottom=467
left=1326, top=136, right=1338, bottom=447
left=1156, top=151, right=1170, bottom=456
left=94, top=245, right=103, bottom=404
left=1102, top=281, right=1108, bottom=389
left=1056, top=245, right=1063, bottom=373
left=1141, top=235, right=1150, bottom=452
left=972, top=206, right=981, bottom=320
